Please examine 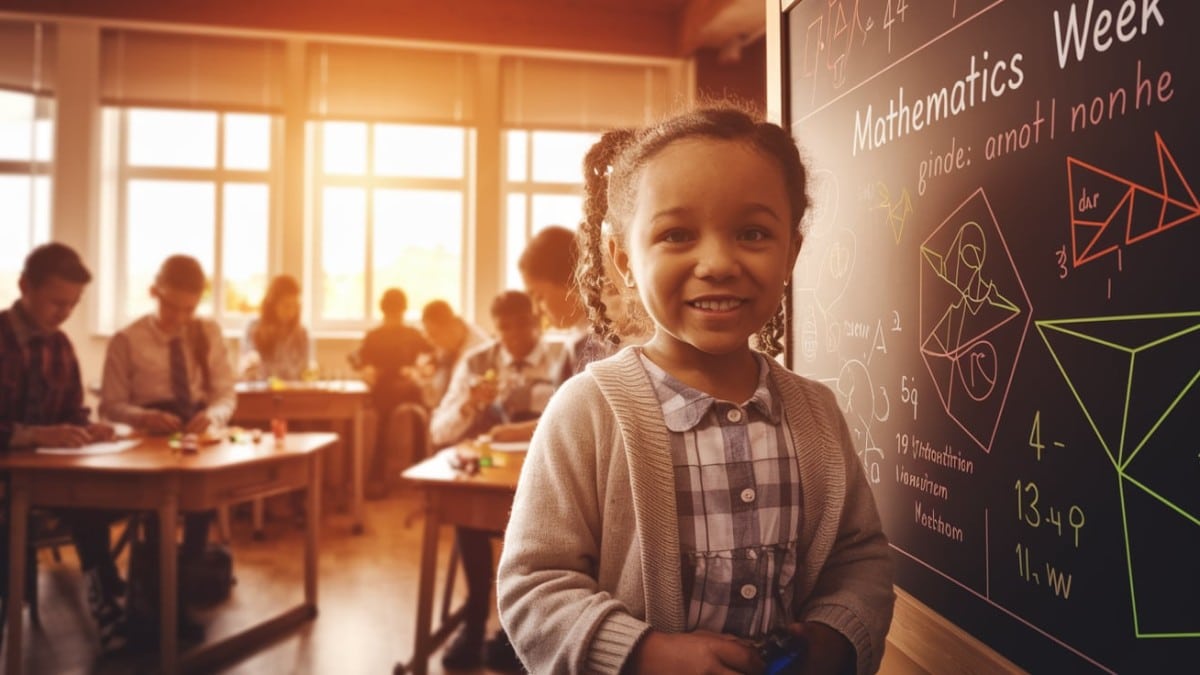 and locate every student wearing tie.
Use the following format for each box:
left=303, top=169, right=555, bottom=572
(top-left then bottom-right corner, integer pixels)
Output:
left=99, top=254, right=236, bottom=642
left=429, top=290, right=566, bottom=671
left=0, top=243, right=129, bottom=652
